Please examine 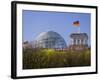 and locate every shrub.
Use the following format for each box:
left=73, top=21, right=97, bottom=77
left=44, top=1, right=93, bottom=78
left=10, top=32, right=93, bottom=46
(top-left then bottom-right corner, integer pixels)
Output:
left=23, top=48, right=91, bottom=69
